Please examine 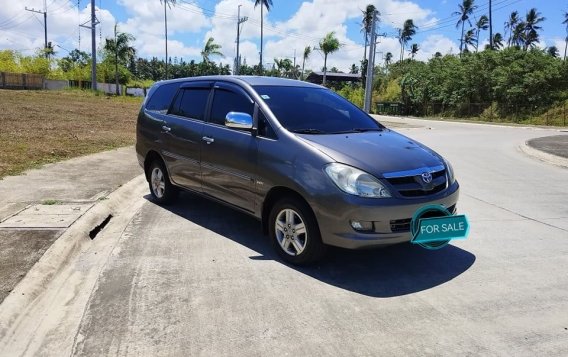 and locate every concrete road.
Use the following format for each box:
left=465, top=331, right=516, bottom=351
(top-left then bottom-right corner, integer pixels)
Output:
left=3, top=118, right=568, bottom=356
